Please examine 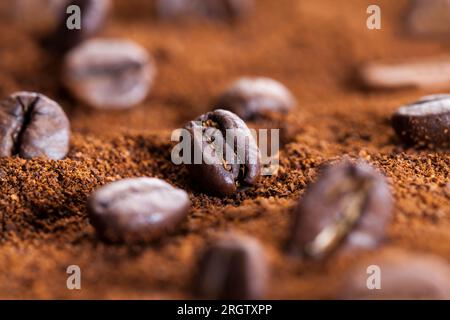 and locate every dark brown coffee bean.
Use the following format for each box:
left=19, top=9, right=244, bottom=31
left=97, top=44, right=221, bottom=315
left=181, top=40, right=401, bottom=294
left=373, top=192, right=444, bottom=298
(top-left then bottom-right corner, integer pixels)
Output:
left=156, top=0, right=254, bottom=21
left=88, top=178, right=190, bottom=243
left=288, top=159, right=392, bottom=260
left=0, top=92, right=70, bottom=160
left=193, top=234, right=268, bottom=300
left=215, top=77, right=296, bottom=120
left=185, top=109, right=261, bottom=197
left=407, top=0, right=450, bottom=38
left=339, top=250, right=450, bottom=299
left=63, top=38, right=156, bottom=110
left=392, top=95, right=450, bottom=148
left=47, top=0, right=111, bottom=51
left=357, top=57, right=450, bottom=90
